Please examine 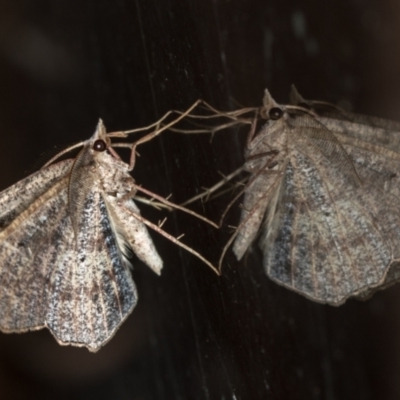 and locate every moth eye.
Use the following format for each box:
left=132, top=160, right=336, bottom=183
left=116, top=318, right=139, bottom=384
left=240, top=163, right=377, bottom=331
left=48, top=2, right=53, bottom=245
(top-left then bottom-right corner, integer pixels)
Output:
left=93, top=139, right=107, bottom=152
left=269, top=107, right=283, bottom=120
